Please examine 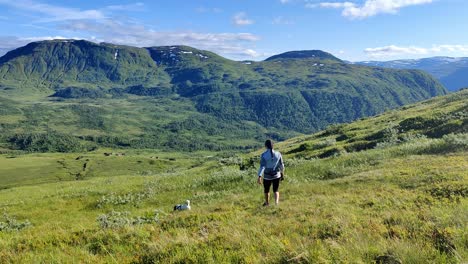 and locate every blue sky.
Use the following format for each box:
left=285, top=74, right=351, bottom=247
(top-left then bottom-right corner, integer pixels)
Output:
left=0, top=0, right=467, bottom=61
